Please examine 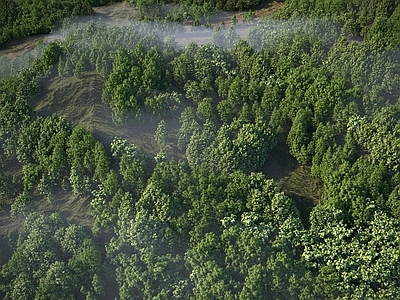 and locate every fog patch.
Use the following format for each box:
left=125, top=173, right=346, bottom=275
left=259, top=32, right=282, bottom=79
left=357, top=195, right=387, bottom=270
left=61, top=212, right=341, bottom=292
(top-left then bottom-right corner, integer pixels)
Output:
left=0, top=9, right=388, bottom=79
